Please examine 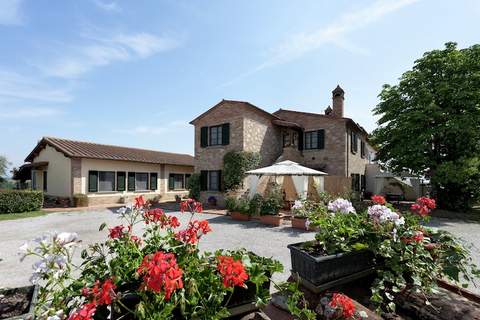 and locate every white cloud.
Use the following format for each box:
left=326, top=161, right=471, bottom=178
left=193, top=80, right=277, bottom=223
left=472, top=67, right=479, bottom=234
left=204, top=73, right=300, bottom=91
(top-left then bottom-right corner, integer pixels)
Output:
left=223, top=0, right=419, bottom=86
left=41, top=32, right=181, bottom=78
left=92, top=0, right=121, bottom=13
left=0, top=107, right=62, bottom=118
left=0, top=71, right=72, bottom=103
left=0, top=0, right=23, bottom=26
